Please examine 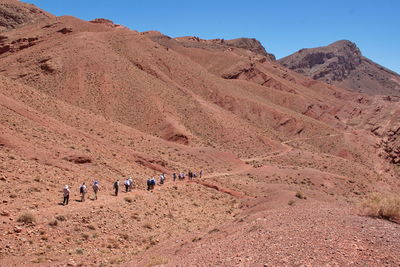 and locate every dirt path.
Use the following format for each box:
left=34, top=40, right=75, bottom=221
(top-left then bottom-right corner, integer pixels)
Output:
left=32, top=133, right=348, bottom=221
left=33, top=187, right=149, bottom=222
left=188, top=180, right=251, bottom=198
left=240, top=133, right=343, bottom=163
left=281, top=133, right=342, bottom=145
left=34, top=177, right=249, bottom=222
left=240, top=144, right=293, bottom=162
